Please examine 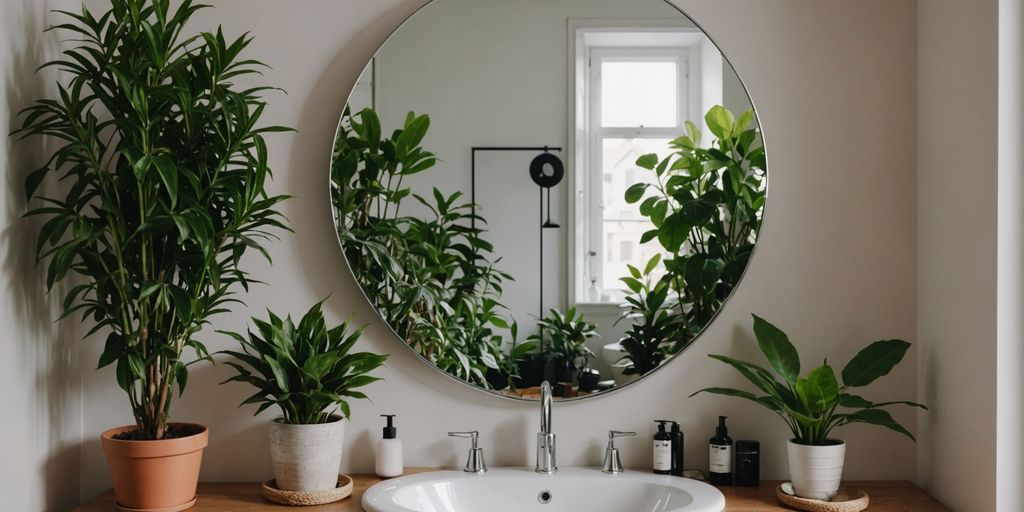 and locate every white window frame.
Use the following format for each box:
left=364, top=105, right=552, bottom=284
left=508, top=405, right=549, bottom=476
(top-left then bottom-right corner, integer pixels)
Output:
left=585, top=47, right=689, bottom=301
left=567, top=21, right=704, bottom=307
